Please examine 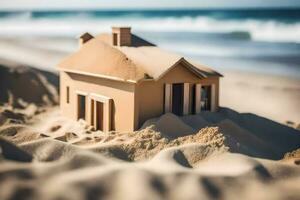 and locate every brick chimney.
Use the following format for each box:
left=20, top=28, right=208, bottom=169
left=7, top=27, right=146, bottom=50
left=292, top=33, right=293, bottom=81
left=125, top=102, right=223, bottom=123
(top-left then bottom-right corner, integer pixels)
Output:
left=112, top=27, right=132, bottom=46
